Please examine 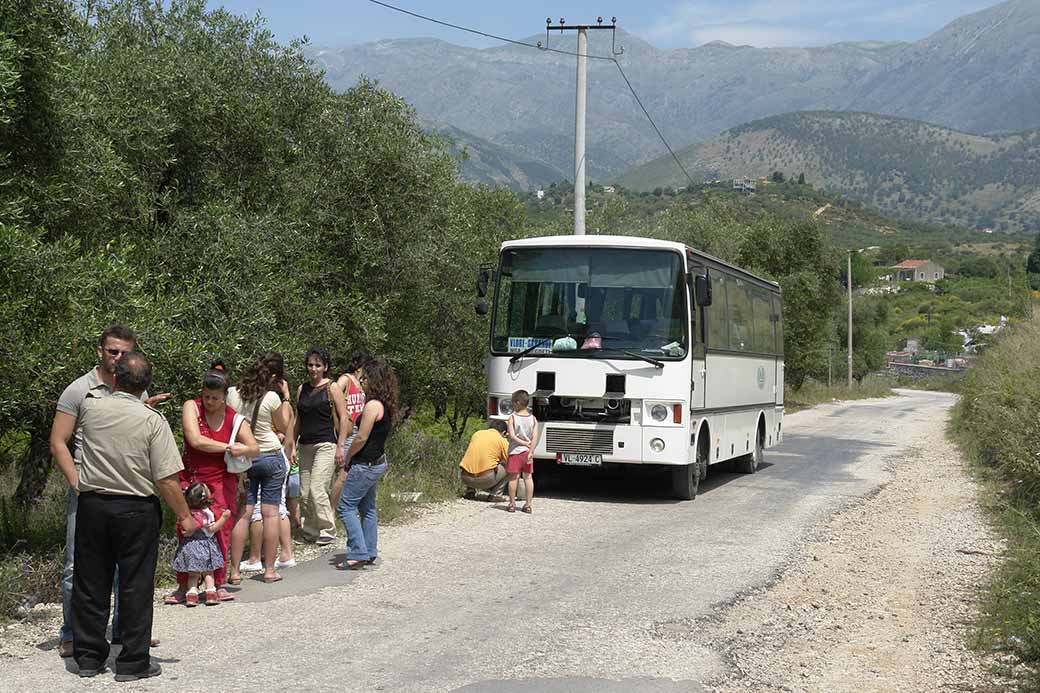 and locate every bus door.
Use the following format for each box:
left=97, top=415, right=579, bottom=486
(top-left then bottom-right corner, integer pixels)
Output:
left=687, top=261, right=706, bottom=410
left=773, top=293, right=784, bottom=406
